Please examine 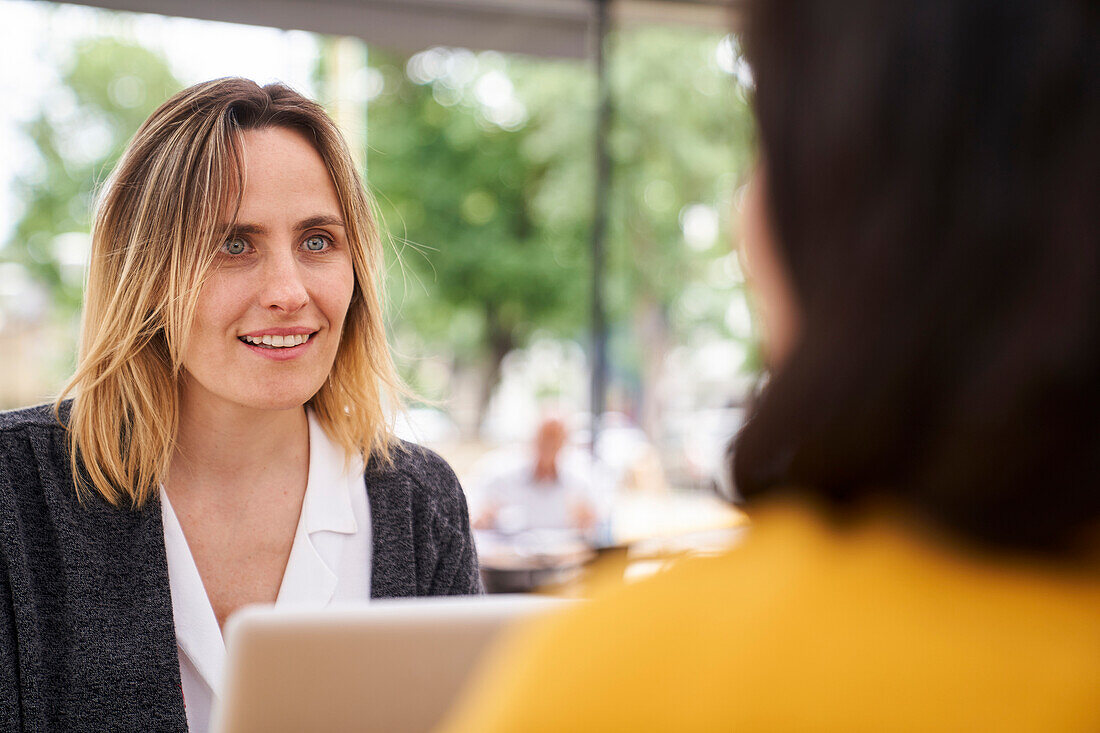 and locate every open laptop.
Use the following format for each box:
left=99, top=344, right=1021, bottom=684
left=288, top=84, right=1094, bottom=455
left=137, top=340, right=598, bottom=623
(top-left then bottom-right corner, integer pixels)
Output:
left=211, top=595, right=570, bottom=733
